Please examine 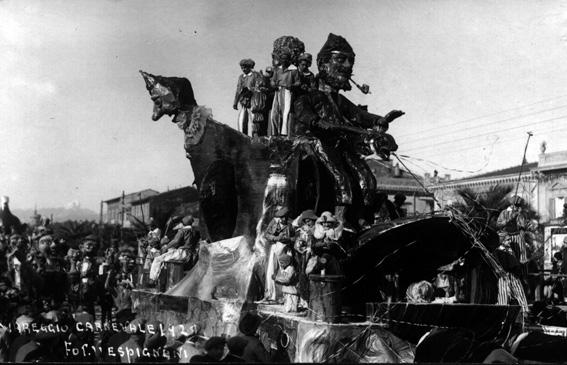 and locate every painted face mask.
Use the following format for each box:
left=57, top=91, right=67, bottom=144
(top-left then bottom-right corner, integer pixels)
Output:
left=150, top=83, right=179, bottom=121
left=320, top=52, right=355, bottom=91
